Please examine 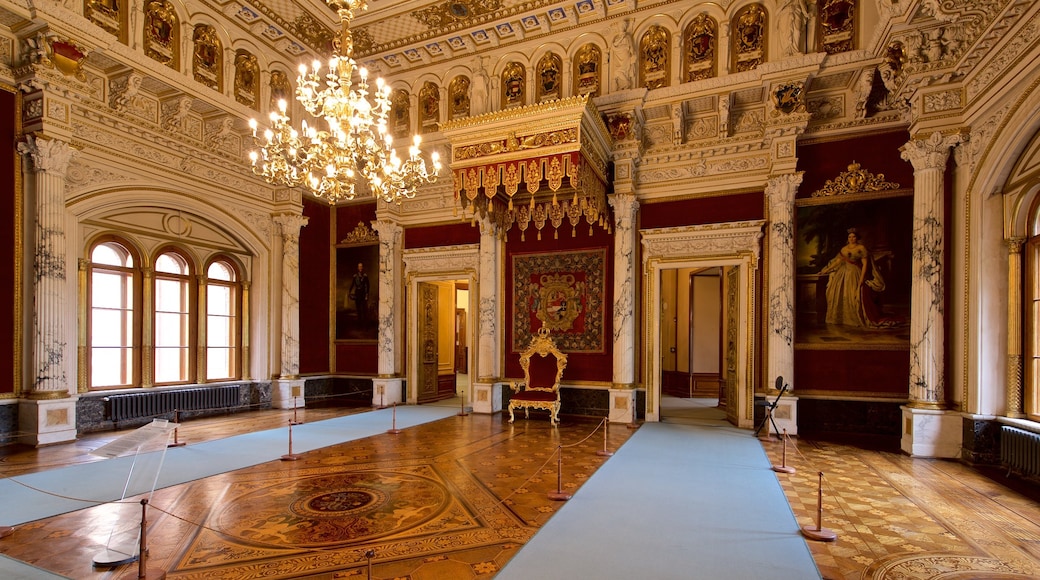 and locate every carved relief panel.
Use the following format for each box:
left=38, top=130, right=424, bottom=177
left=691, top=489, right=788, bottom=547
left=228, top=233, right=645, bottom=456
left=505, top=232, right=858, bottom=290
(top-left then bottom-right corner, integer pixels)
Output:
left=639, top=25, right=670, bottom=90
left=536, top=52, right=563, bottom=102
left=234, top=50, right=259, bottom=110
left=732, top=3, right=767, bottom=73
left=419, top=81, right=440, bottom=134
left=85, top=0, right=127, bottom=43
left=192, top=24, right=222, bottom=91
left=144, top=0, right=178, bottom=70
left=391, top=88, right=410, bottom=139
left=502, top=61, right=526, bottom=108
left=683, top=13, right=717, bottom=82
left=817, top=0, right=856, bottom=54
left=269, top=70, right=291, bottom=111
left=448, top=75, right=470, bottom=119
left=572, top=44, right=601, bottom=98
